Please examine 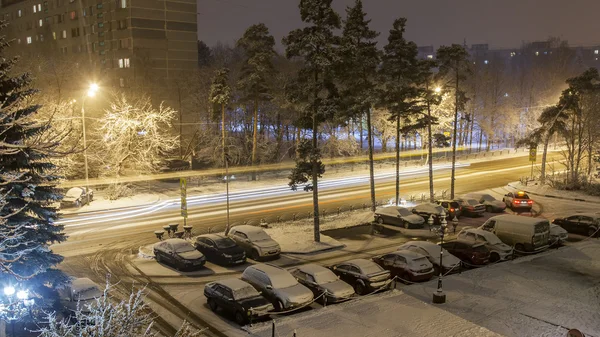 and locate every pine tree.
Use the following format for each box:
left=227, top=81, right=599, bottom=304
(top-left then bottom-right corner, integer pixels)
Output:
left=0, top=21, right=66, bottom=292
left=236, top=23, right=276, bottom=180
left=379, top=18, right=424, bottom=205
left=283, top=0, right=341, bottom=242
left=436, top=44, right=471, bottom=199
left=339, top=0, right=380, bottom=214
